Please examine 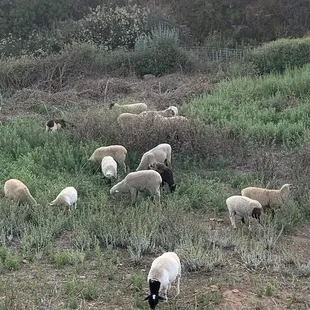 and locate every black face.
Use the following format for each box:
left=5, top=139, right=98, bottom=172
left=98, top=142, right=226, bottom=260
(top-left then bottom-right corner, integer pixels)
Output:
left=148, top=295, right=159, bottom=309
